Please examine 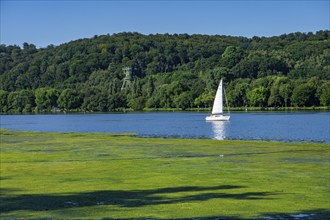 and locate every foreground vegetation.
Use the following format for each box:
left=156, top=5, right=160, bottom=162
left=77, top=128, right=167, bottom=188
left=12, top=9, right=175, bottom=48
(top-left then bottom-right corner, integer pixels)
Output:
left=0, top=130, right=329, bottom=219
left=1, top=31, right=330, bottom=113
